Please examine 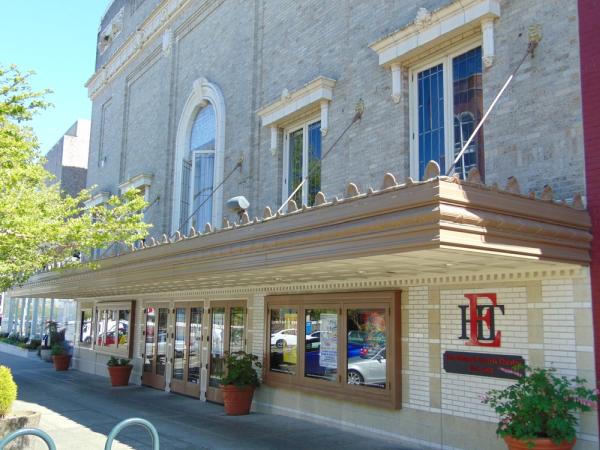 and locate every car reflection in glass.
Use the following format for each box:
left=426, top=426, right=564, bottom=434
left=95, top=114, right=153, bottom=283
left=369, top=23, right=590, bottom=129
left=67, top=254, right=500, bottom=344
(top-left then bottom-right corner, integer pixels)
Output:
left=347, top=347, right=386, bottom=388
